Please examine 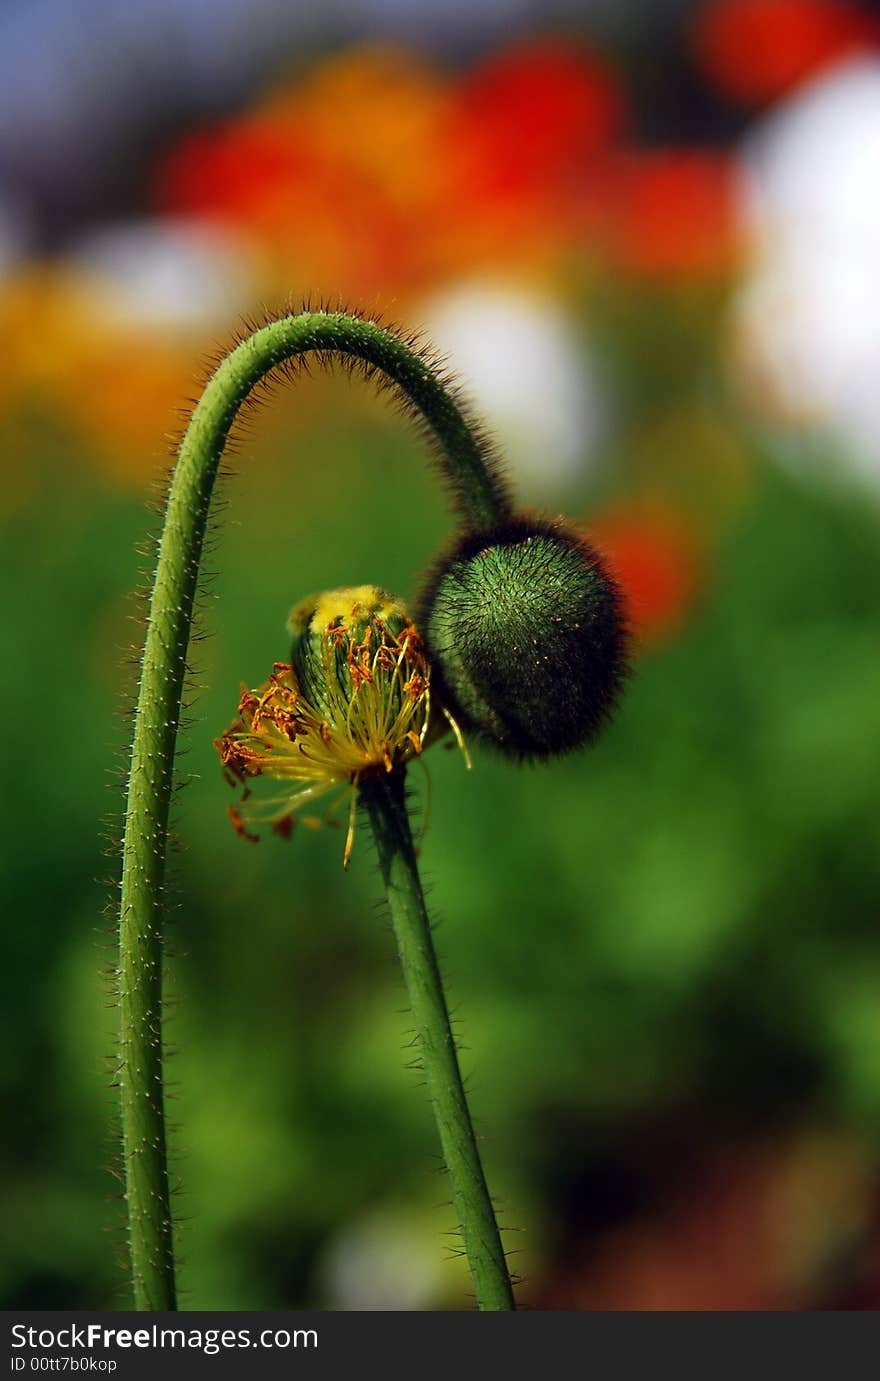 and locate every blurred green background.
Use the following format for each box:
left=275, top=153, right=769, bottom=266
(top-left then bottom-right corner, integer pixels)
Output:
left=3, top=0, right=880, bottom=1310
